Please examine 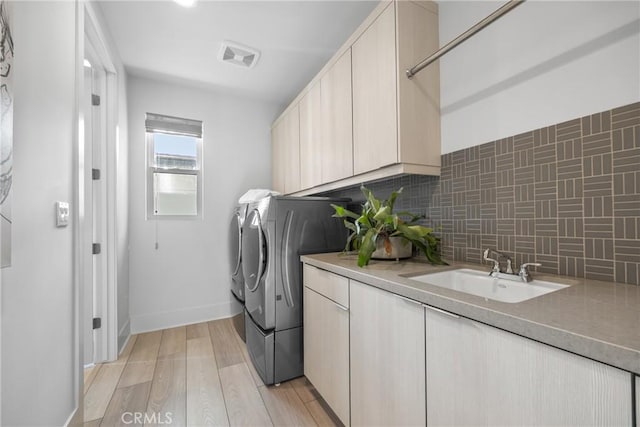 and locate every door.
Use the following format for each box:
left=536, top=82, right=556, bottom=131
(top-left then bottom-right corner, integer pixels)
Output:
left=228, top=206, right=244, bottom=301
left=283, top=105, right=301, bottom=194
left=636, top=376, right=639, bottom=425
left=242, top=207, right=269, bottom=329
left=299, top=82, right=322, bottom=189
left=83, top=43, right=108, bottom=366
left=425, top=305, right=632, bottom=426
left=352, top=2, right=397, bottom=175
left=271, top=121, right=285, bottom=193
left=303, top=286, right=350, bottom=425
left=321, top=49, right=353, bottom=183
left=349, top=280, right=426, bottom=426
